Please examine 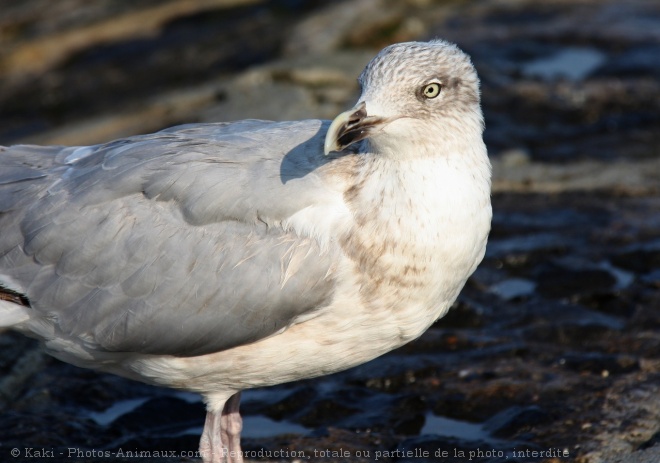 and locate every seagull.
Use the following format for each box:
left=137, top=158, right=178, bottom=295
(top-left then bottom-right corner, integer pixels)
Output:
left=0, top=40, right=491, bottom=463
